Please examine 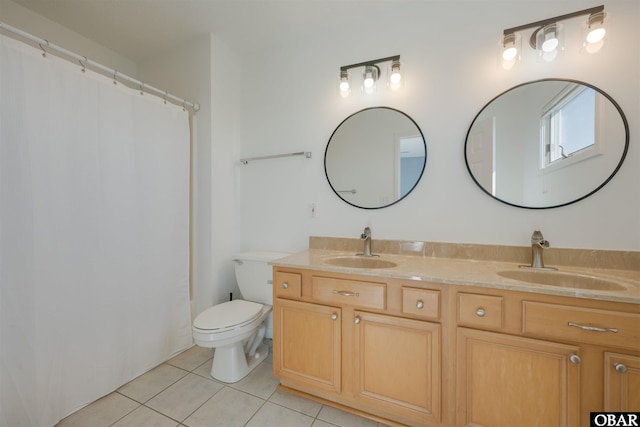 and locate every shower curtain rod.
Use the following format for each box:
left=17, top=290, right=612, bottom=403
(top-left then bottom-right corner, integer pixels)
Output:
left=0, top=21, right=200, bottom=112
